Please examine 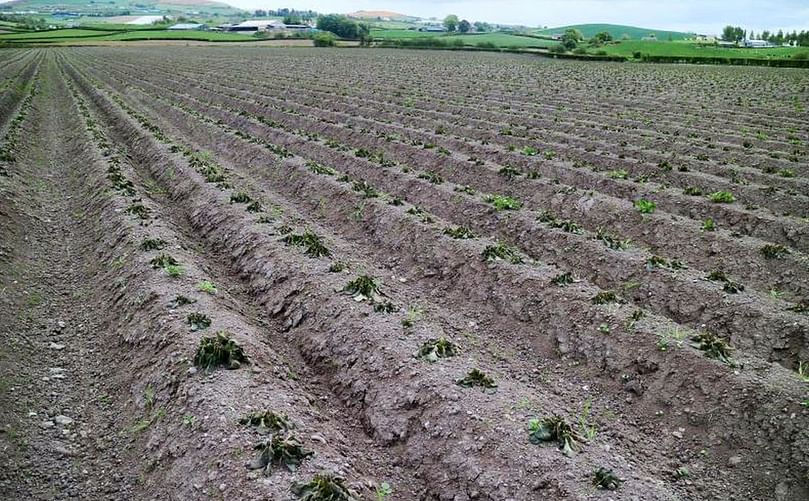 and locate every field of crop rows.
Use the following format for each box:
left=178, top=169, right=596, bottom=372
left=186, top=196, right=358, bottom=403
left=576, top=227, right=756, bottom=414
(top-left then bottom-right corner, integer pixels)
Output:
left=0, top=48, right=808, bottom=500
